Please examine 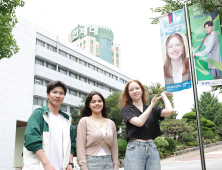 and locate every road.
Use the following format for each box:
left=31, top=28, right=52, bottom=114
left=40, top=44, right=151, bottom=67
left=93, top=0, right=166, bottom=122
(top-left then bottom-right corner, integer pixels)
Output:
left=161, top=149, right=222, bottom=170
